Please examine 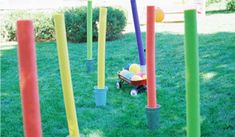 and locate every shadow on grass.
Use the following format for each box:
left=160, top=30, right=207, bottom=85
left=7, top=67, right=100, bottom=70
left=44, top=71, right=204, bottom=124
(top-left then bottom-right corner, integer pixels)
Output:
left=1, top=32, right=235, bottom=137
